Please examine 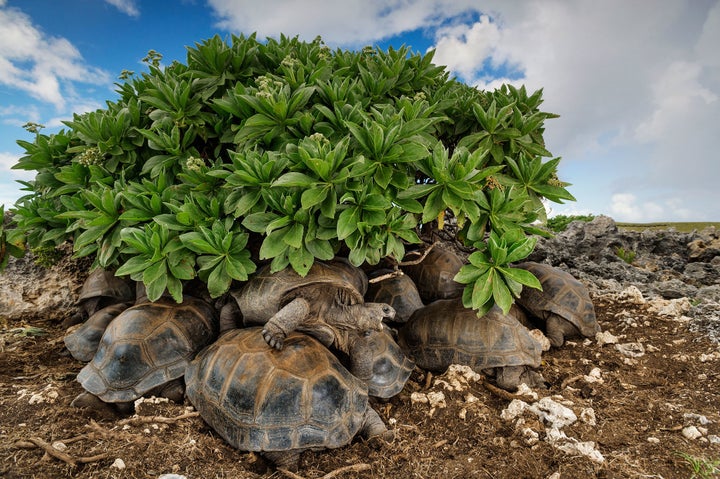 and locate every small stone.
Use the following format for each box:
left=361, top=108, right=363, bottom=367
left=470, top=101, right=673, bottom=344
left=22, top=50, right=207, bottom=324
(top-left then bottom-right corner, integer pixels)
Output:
left=584, top=367, right=603, bottom=384
left=158, top=475, right=187, bottom=479
left=615, top=342, right=646, bottom=358
left=595, top=331, right=618, bottom=346
left=410, top=392, right=428, bottom=405
left=647, top=437, right=660, bottom=444
left=459, top=408, right=467, bottom=420
left=708, top=435, right=720, bottom=444
left=427, top=391, right=447, bottom=409
left=580, top=408, right=597, bottom=426
left=111, top=458, right=126, bottom=470
left=681, top=425, right=703, bottom=440
left=51, top=441, right=67, bottom=452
